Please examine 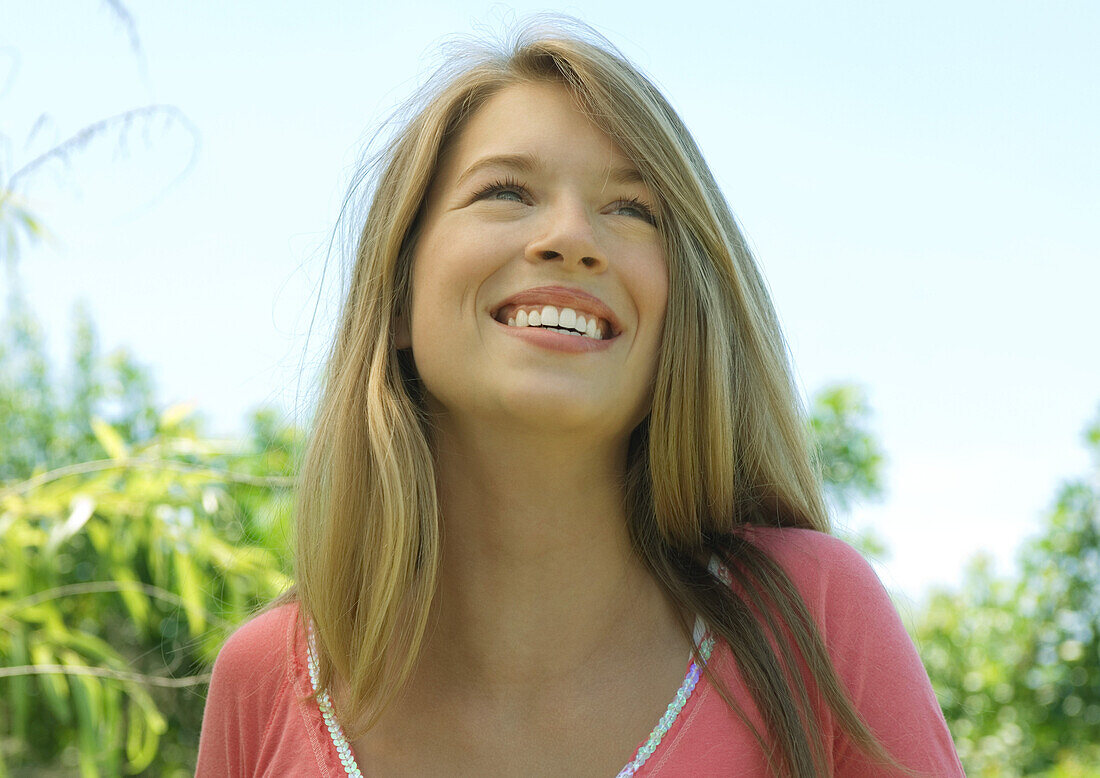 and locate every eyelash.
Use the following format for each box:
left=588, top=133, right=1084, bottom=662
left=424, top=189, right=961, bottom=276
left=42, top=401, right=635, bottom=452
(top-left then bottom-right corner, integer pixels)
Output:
left=472, top=177, right=658, bottom=226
